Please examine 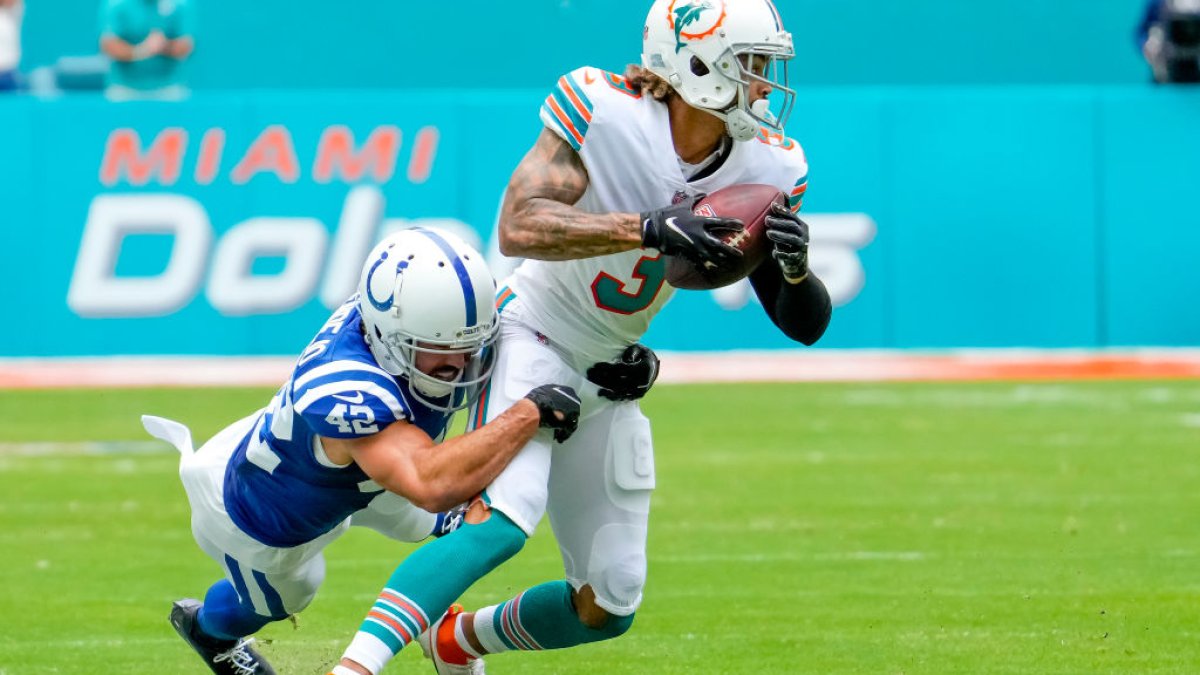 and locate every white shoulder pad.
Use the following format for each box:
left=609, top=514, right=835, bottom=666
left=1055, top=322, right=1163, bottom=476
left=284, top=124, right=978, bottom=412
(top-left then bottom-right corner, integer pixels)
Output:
left=538, top=66, right=646, bottom=152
